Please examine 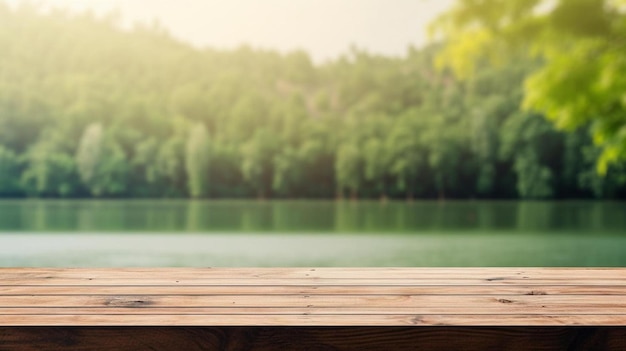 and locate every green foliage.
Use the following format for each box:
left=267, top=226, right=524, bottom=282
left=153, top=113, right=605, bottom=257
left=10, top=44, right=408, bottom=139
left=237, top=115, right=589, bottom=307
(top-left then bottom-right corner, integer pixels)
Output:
left=74, top=123, right=128, bottom=196
left=387, top=111, right=425, bottom=197
left=0, top=145, right=20, bottom=195
left=431, top=0, right=626, bottom=173
left=241, top=128, right=277, bottom=198
left=21, top=146, right=78, bottom=197
left=185, top=123, right=210, bottom=198
left=76, top=123, right=103, bottom=194
left=335, top=143, right=362, bottom=198
left=0, top=3, right=624, bottom=199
